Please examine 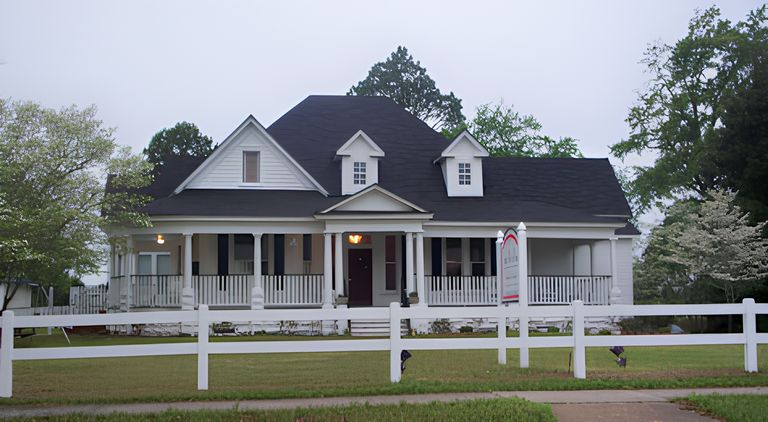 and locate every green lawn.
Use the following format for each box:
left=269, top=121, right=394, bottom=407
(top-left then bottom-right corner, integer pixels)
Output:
left=4, top=398, right=556, bottom=421
left=678, top=394, right=768, bottom=422
left=2, top=332, right=768, bottom=406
